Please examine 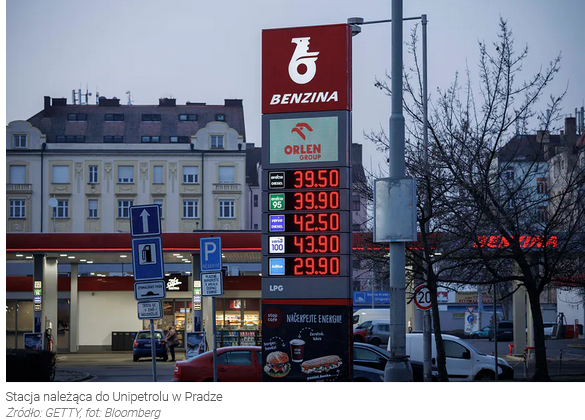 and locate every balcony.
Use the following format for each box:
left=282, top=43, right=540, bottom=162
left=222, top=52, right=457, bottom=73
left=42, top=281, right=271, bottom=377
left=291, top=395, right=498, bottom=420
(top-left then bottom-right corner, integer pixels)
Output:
left=213, top=183, right=242, bottom=193
left=7, top=183, right=32, bottom=194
